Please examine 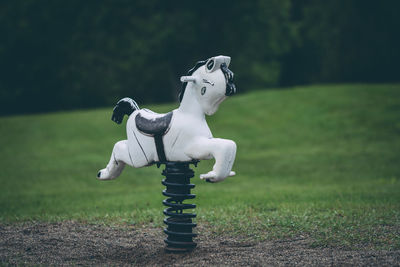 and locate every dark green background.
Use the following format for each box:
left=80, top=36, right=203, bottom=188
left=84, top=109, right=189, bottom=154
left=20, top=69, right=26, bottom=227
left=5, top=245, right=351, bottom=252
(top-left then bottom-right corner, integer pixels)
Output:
left=1, top=0, right=399, bottom=115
